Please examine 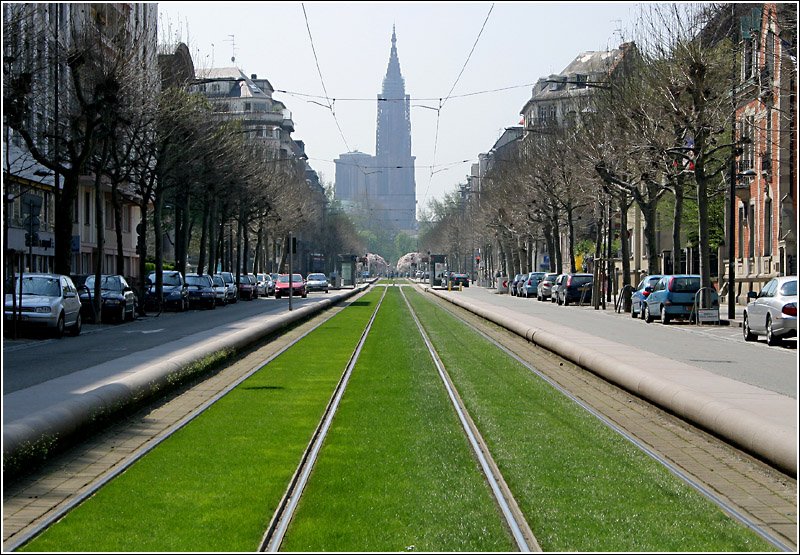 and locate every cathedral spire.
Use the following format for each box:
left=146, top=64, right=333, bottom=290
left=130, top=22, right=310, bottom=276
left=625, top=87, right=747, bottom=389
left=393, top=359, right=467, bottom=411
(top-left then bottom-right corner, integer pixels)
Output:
left=382, top=26, right=404, bottom=96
